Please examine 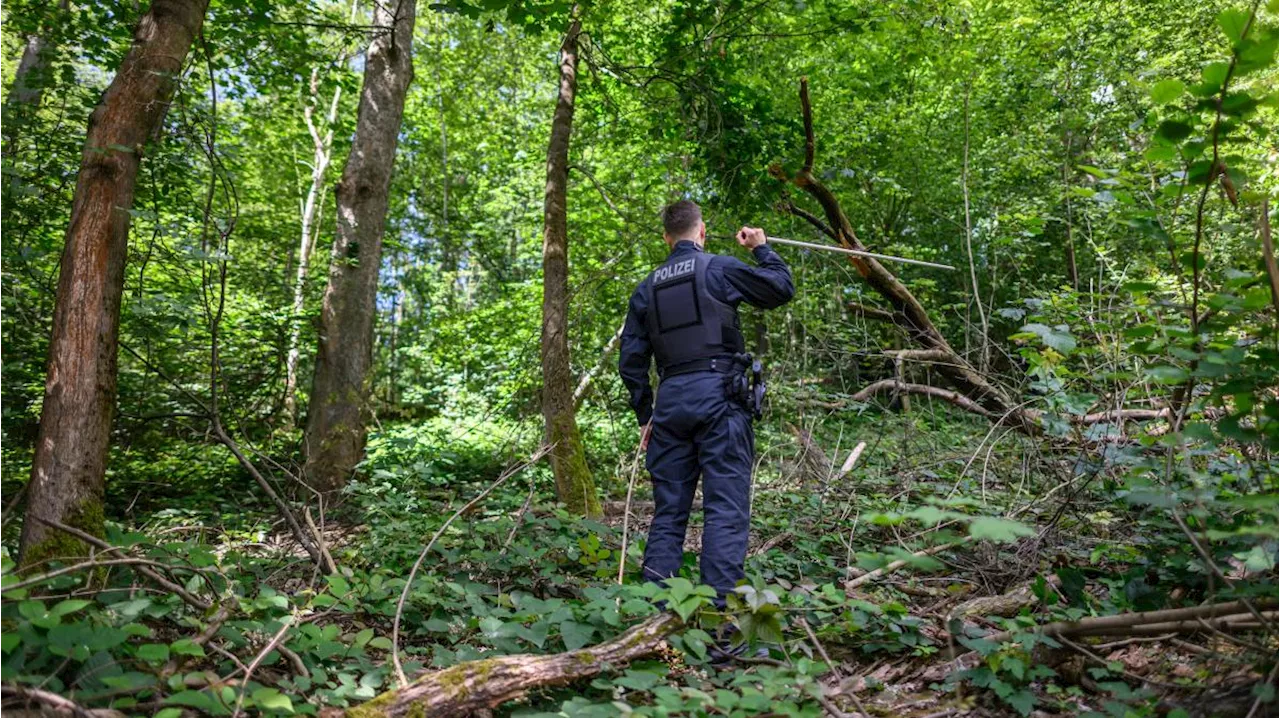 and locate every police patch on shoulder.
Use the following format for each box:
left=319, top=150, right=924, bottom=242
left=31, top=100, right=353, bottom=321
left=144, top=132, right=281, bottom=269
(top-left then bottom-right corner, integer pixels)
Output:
left=653, top=257, right=696, bottom=284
